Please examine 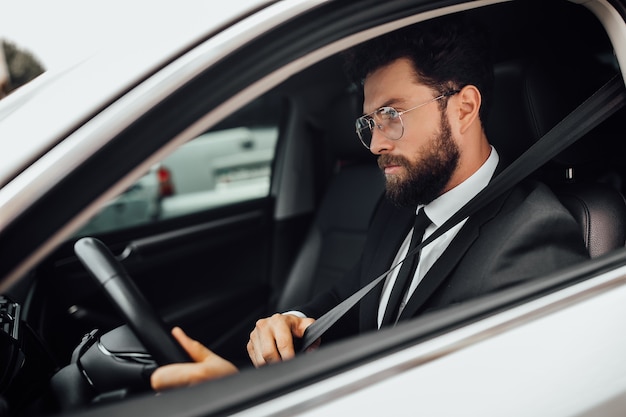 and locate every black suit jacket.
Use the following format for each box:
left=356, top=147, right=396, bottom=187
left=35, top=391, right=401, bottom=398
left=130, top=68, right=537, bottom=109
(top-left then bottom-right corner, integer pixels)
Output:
left=298, top=179, right=590, bottom=341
